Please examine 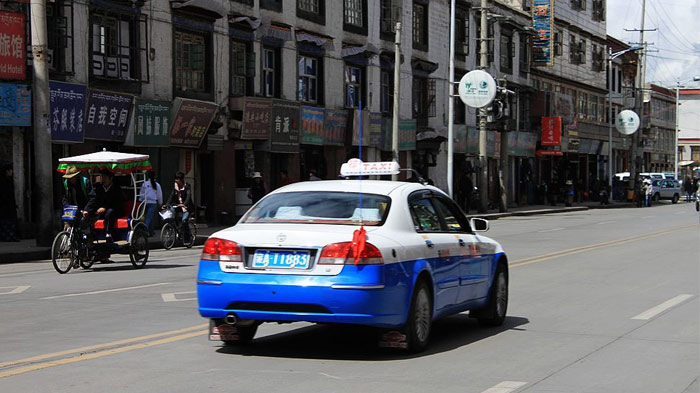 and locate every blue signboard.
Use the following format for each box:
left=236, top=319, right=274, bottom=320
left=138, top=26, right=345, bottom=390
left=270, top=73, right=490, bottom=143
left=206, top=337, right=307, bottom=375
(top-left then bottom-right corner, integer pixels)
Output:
left=0, top=83, right=31, bottom=126
left=50, top=81, right=87, bottom=143
left=532, top=0, right=553, bottom=66
left=84, top=89, right=134, bottom=142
